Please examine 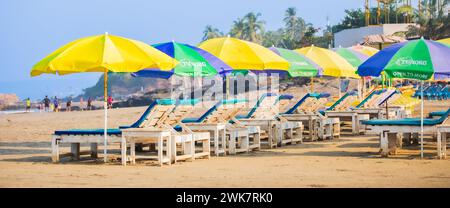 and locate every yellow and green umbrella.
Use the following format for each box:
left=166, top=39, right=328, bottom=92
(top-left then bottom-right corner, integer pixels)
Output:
left=199, top=36, right=289, bottom=96
left=295, top=45, right=358, bottom=78
left=31, top=33, right=178, bottom=162
left=198, top=36, right=289, bottom=72
left=349, top=45, right=380, bottom=56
